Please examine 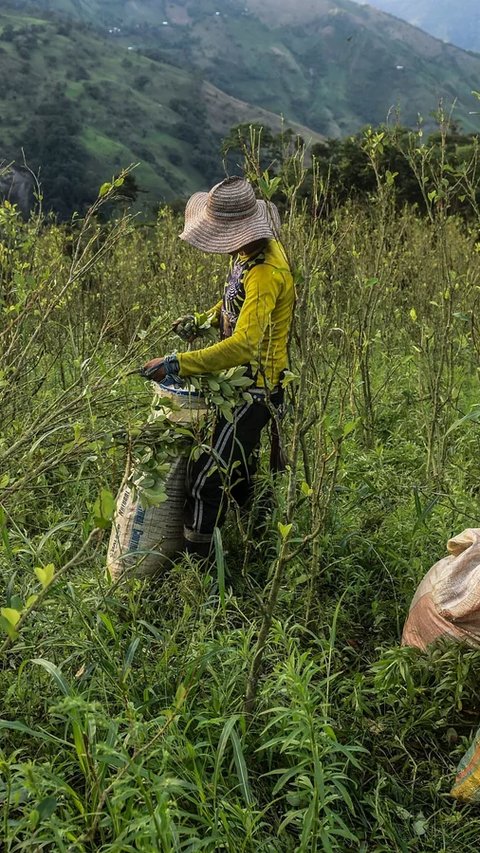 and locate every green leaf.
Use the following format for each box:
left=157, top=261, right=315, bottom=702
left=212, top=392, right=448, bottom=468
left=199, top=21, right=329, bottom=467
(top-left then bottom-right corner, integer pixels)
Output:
left=213, top=715, right=240, bottom=797
left=31, top=658, right=72, bottom=696
left=37, top=797, right=58, bottom=821
left=230, top=727, right=254, bottom=805
left=221, top=406, right=234, bottom=423
left=0, top=719, right=69, bottom=746
left=92, top=488, right=116, bottom=528
left=278, top=522, right=293, bottom=540
left=342, top=419, right=359, bottom=438
left=34, top=563, right=55, bottom=589
left=413, top=814, right=427, bottom=837
left=446, top=405, right=480, bottom=436
left=98, top=611, right=116, bottom=640
left=258, top=171, right=282, bottom=200
left=1, top=607, right=21, bottom=631
left=409, top=307, right=417, bottom=322
left=229, top=376, right=253, bottom=387
left=121, top=636, right=140, bottom=682
left=214, top=526, right=225, bottom=610
left=71, top=720, right=88, bottom=774
left=281, top=370, right=296, bottom=388
left=10, top=594, right=22, bottom=611
left=138, top=487, right=168, bottom=508
left=300, top=481, right=313, bottom=497
left=37, top=520, right=76, bottom=553
left=175, top=683, right=187, bottom=708
left=0, top=506, right=12, bottom=559
left=99, top=181, right=112, bottom=197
